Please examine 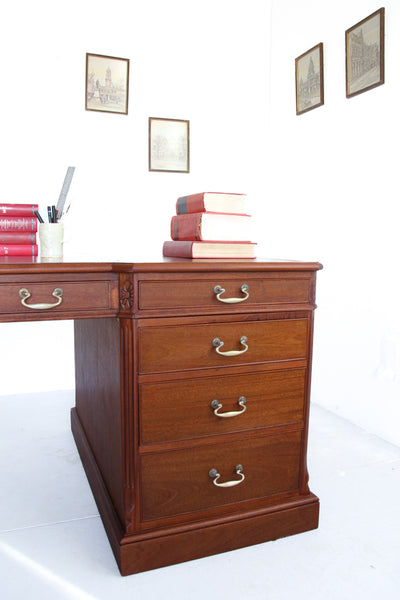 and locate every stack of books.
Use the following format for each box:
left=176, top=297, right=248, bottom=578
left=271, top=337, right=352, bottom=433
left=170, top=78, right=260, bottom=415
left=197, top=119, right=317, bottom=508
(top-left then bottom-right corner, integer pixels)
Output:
left=162, top=192, right=256, bottom=259
left=0, top=204, right=39, bottom=256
